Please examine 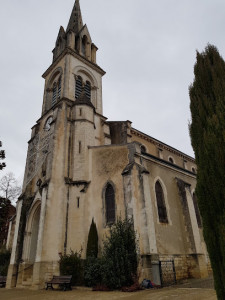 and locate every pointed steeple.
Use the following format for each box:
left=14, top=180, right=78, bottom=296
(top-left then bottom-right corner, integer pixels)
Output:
left=66, top=0, right=83, bottom=33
